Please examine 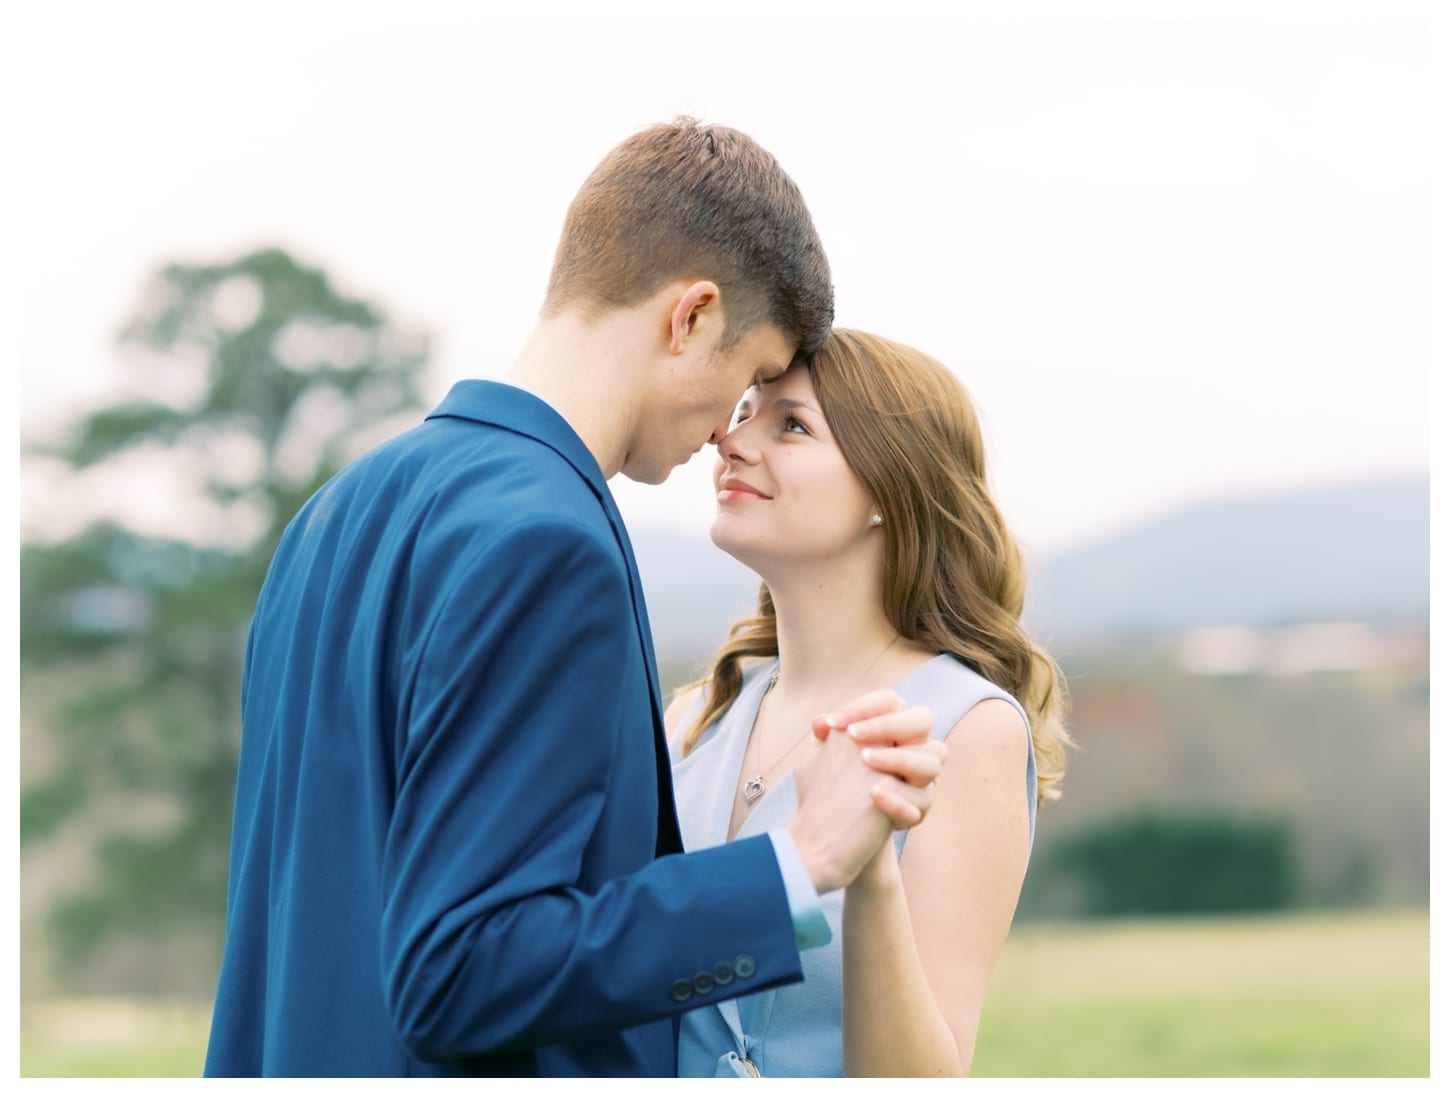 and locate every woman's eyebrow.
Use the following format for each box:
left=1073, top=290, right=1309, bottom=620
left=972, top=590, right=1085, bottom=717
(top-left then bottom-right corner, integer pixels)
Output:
left=771, top=397, right=823, bottom=415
